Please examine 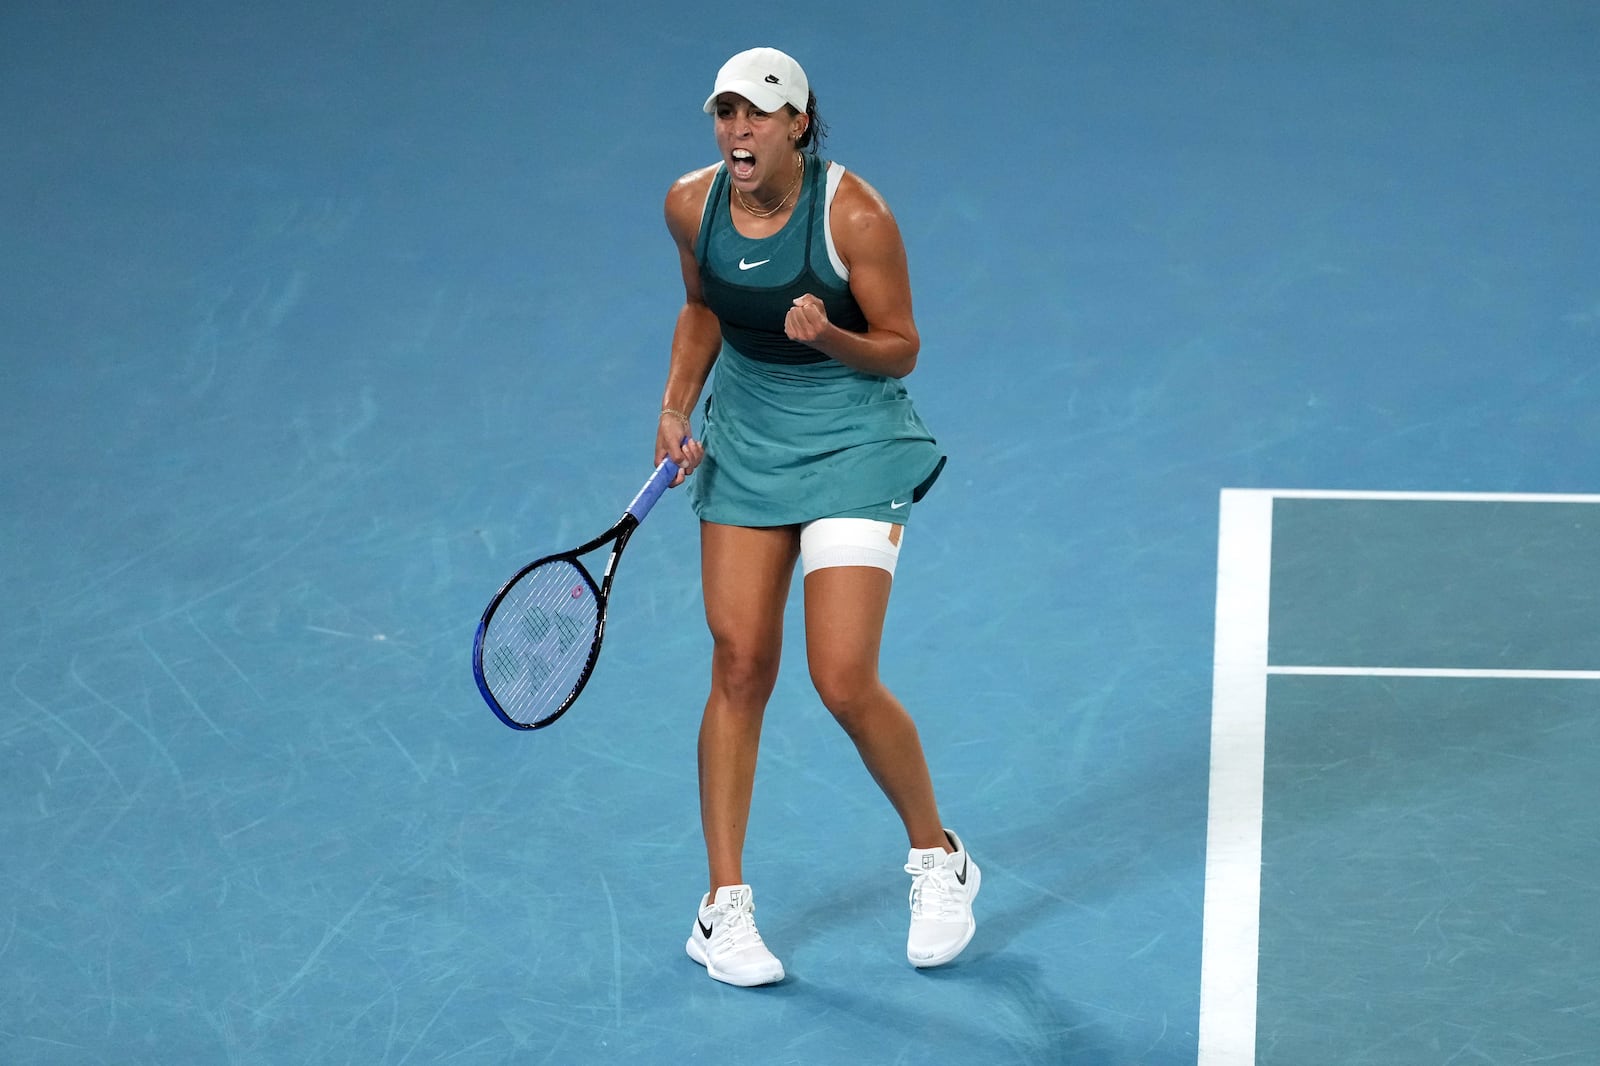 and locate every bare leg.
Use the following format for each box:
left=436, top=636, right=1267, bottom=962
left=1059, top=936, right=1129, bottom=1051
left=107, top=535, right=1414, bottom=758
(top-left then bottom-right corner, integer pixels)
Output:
left=698, top=521, right=800, bottom=895
left=803, top=562, right=948, bottom=852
